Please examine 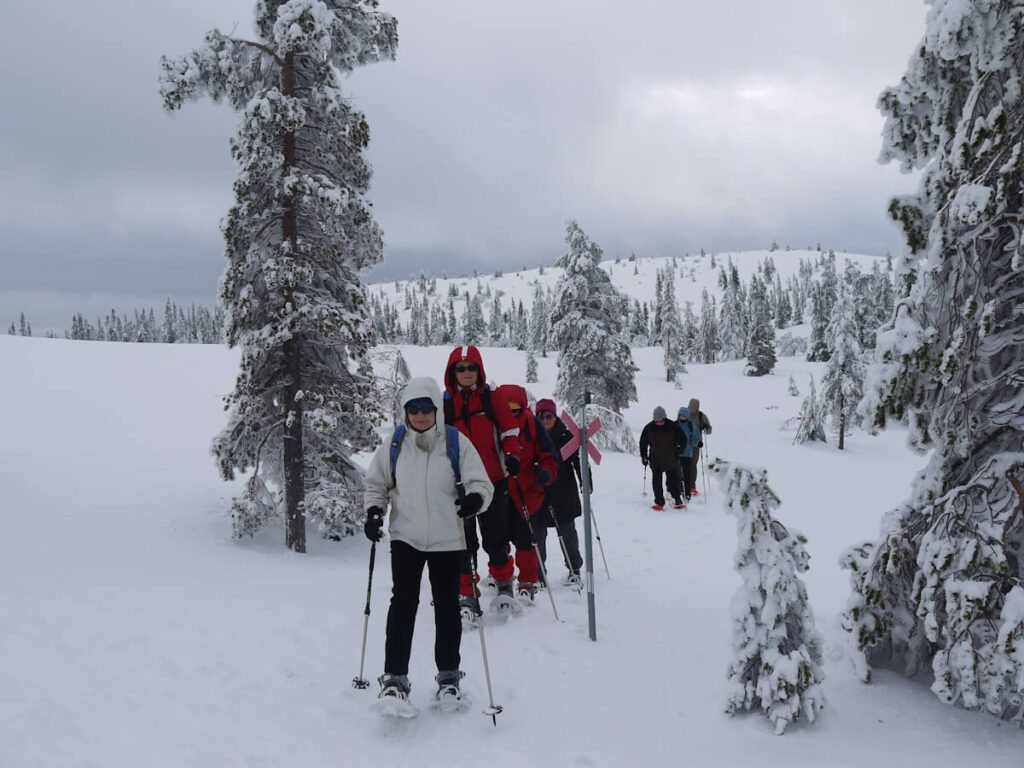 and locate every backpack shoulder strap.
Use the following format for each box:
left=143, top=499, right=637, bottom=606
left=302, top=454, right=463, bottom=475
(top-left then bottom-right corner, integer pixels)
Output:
left=479, top=384, right=497, bottom=423
left=445, top=425, right=462, bottom=484
left=442, top=391, right=455, bottom=425
left=389, top=425, right=407, bottom=486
